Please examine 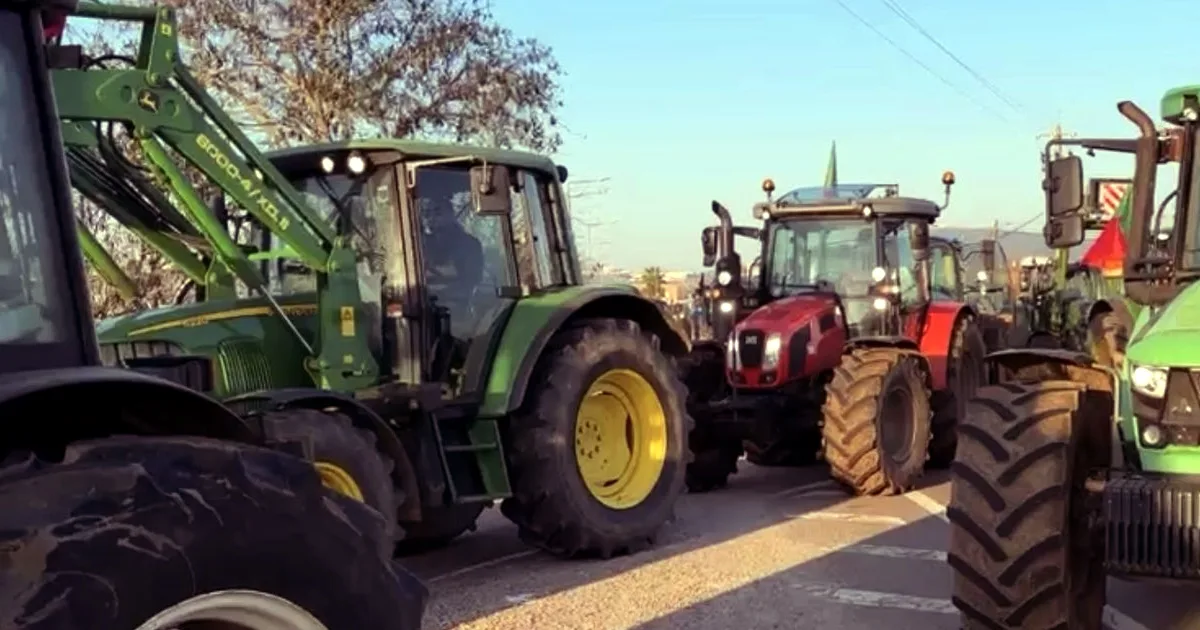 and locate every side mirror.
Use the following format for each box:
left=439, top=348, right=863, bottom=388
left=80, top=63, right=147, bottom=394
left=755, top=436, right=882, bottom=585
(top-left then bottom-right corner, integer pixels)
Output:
left=701, top=227, right=717, bottom=266
left=981, top=239, right=996, bottom=273
left=1044, top=156, right=1084, bottom=216
left=556, top=164, right=569, bottom=183
left=1044, top=213, right=1085, bottom=249
left=470, top=164, right=512, bottom=214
